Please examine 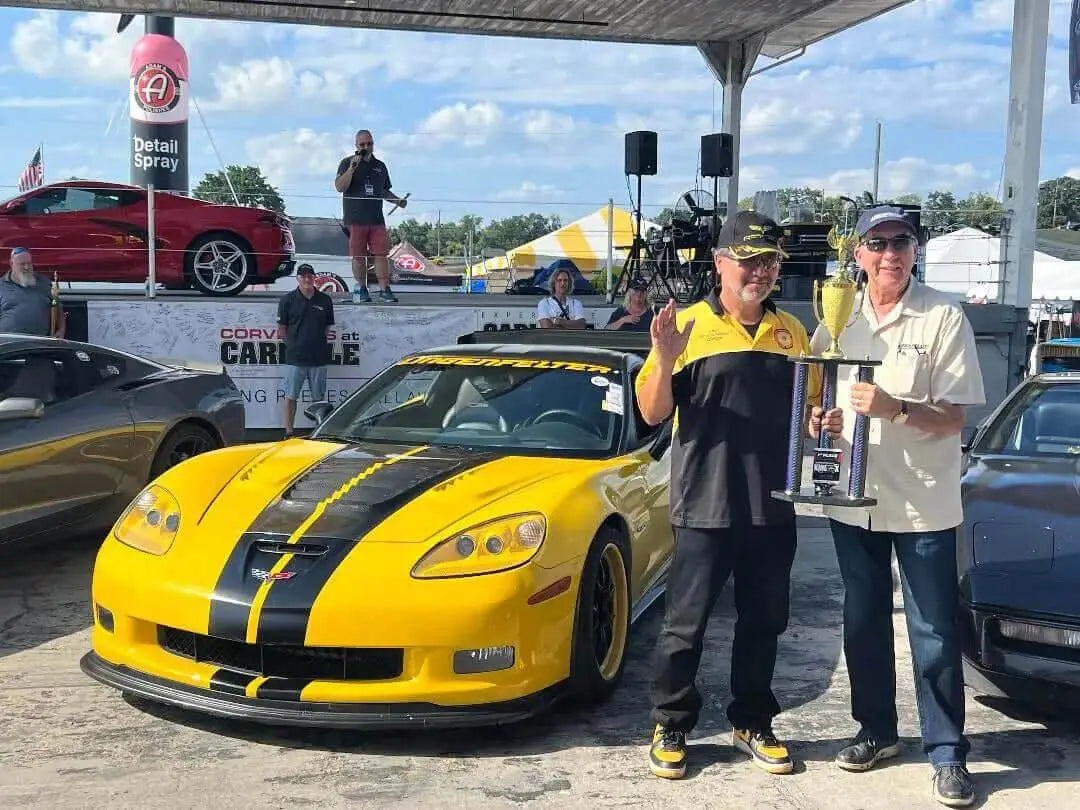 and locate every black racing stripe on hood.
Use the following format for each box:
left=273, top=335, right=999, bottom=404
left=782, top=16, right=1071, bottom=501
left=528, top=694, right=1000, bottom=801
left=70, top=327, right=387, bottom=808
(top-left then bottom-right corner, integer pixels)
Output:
left=253, top=445, right=501, bottom=646
left=246, top=442, right=421, bottom=537
left=207, top=535, right=292, bottom=642
left=208, top=669, right=257, bottom=696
